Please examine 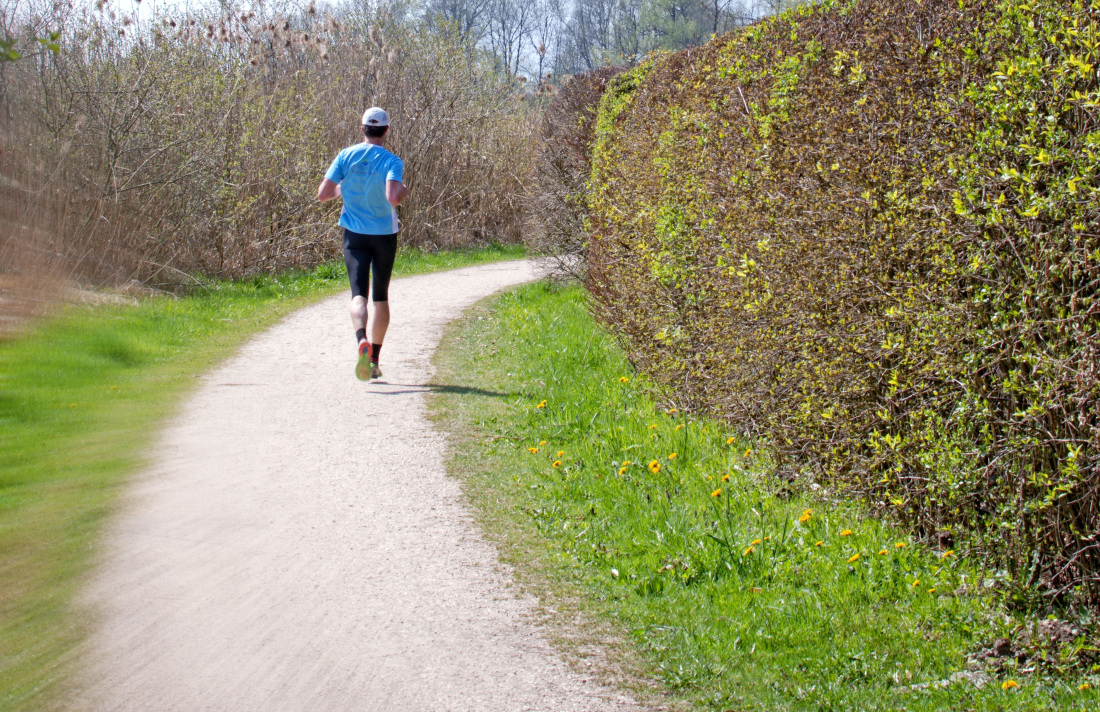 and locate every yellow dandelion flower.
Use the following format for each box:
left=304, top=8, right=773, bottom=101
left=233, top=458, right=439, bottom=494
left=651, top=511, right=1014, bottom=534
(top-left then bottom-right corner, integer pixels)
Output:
left=618, top=467, right=627, bottom=476
left=726, top=436, right=735, bottom=445
left=649, top=424, right=658, bottom=430
left=668, top=452, right=677, bottom=460
left=743, top=546, right=755, bottom=556
left=848, top=553, right=860, bottom=563
left=721, top=474, right=730, bottom=482
left=667, top=408, right=677, bottom=414
left=649, top=460, right=661, bottom=474
left=527, top=447, right=539, bottom=454
left=744, top=448, right=752, bottom=457
left=942, top=549, right=955, bottom=558
left=878, top=549, right=888, bottom=556
left=751, top=538, right=762, bottom=546
left=1079, top=683, right=1090, bottom=691
left=911, top=579, right=920, bottom=588
left=927, top=588, right=936, bottom=594
left=622, top=460, right=631, bottom=466
left=1002, top=680, right=1018, bottom=690
left=536, top=400, right=547, bottom=409
left=798, top=508, right=812, bottom=523
left=895, top=541, right=907, bottom=549
left=552, top=460, right=562, bottom=468
left=815, top=541, right=824, bottom=547
left=675, top=423, right=683, bottom=431
left=539, top=440, right=547, bottom=446
left=619, top=376, right=629, bottom=383
left=711, top=488, right=722, bottom=498
left=557, top=450, right=564, bottom=458
left=840, top=529, right=853, bottom=536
